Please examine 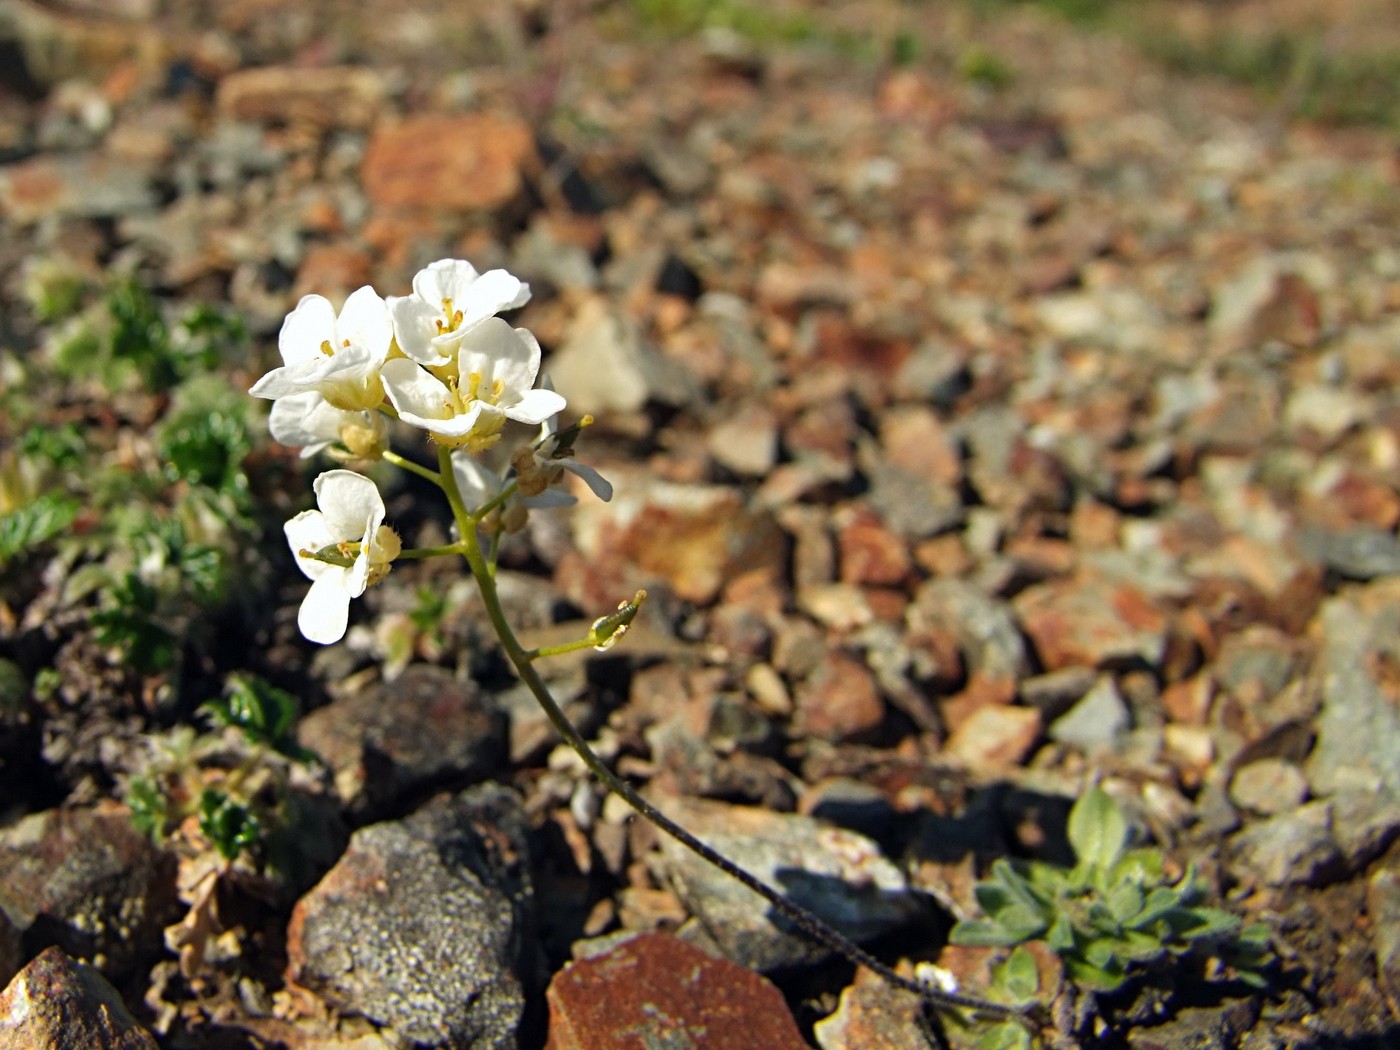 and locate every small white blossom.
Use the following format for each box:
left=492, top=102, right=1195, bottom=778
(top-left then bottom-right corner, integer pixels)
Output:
left=250, top=287, right=393, bottom=412
left=389, top=259, right=531, bottom=368
left=284, top=470, right=400, bottom=644
left=381, top=317, right=566, bottom=450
